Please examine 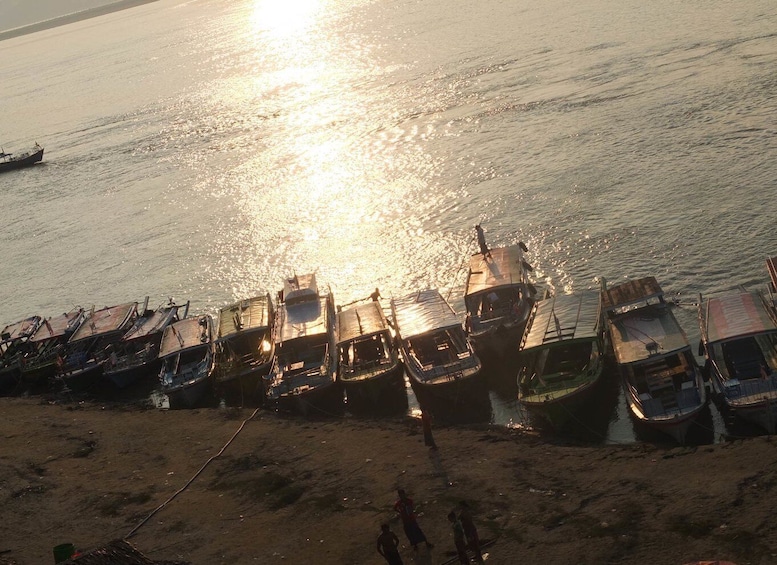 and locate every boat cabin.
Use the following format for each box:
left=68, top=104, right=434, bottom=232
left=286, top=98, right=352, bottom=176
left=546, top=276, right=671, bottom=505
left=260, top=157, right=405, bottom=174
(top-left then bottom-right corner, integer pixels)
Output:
left=336, top=301, right=393, bottom=377
left=464, top=245, right=533, bottom=329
